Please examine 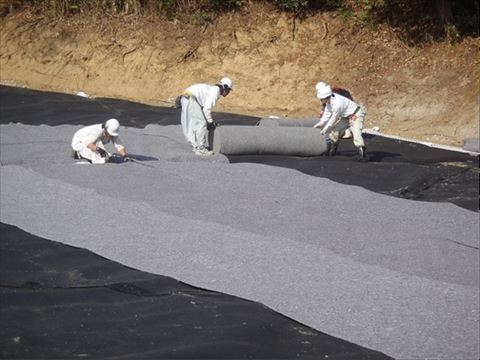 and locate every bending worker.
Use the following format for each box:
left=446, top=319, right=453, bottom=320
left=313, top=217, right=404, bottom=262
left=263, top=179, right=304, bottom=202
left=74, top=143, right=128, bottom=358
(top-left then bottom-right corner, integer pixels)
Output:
left=179, top=77, right=233, bottom=156
left=71, top=118, right=129, bottom=163
left=314, top=83, right=367, bottom=161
